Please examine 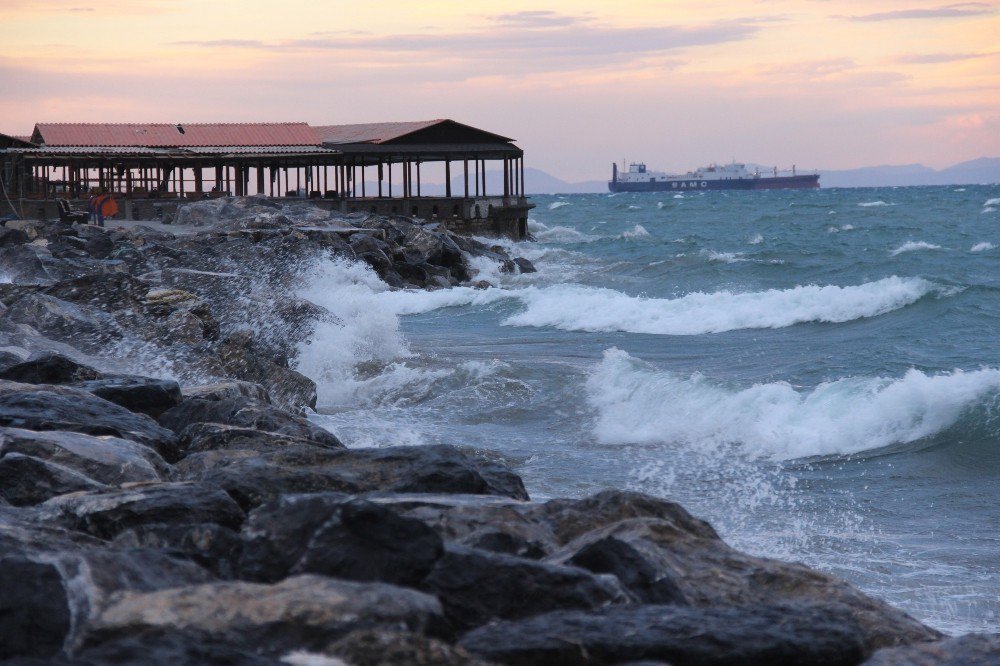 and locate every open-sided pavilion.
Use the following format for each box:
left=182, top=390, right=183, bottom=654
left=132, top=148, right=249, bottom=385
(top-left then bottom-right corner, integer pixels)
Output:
left=0, top=119, right=532, bottom=239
